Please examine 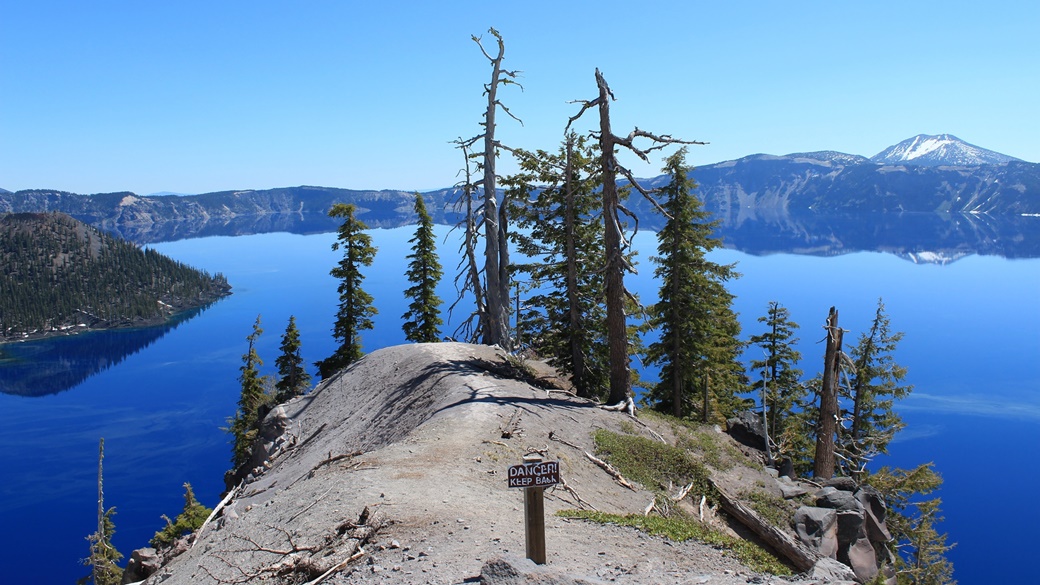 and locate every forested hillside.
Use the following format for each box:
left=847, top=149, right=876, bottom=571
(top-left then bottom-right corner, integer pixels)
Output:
left=0, top=212, right=230, bottom=340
